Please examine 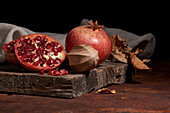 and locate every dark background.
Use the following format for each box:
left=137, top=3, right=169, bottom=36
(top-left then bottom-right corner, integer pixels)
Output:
left=0, top=2, right=169, bottom=59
